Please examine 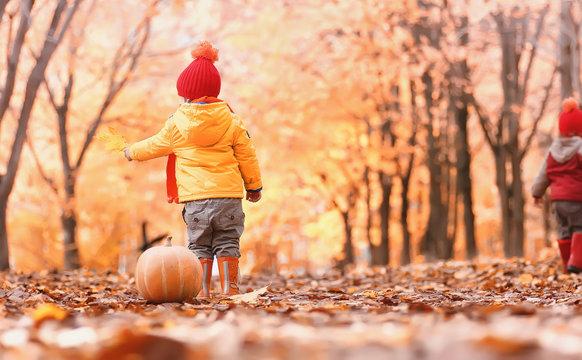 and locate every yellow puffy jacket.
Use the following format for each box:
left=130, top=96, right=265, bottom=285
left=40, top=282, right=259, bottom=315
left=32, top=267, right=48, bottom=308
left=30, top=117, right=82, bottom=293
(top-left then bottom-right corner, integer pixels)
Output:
left=129, top=100, right=262, bottom=202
